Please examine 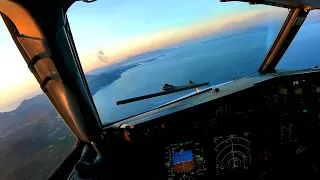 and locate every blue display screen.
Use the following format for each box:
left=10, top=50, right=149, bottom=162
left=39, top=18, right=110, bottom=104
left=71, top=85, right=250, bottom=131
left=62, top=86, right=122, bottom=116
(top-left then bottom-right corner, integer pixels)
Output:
left=172, top=150, right=193, bottom=165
